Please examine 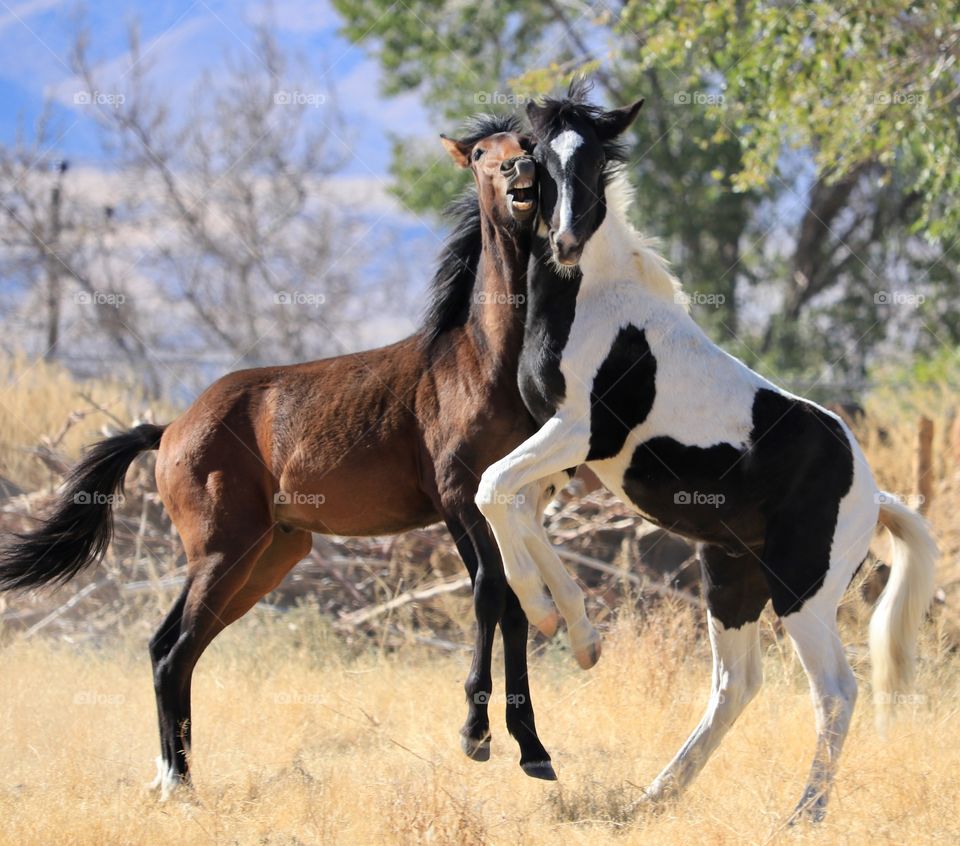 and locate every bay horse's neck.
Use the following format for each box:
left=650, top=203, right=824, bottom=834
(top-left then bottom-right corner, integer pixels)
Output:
left=470, top=215, right=530, bottom=366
